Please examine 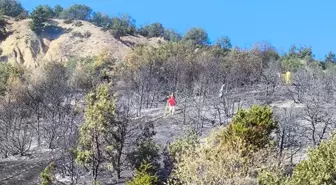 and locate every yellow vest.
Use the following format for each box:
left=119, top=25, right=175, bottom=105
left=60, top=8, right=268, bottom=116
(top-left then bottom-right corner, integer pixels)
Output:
left=285, top=71, right=291, bottom=84
left=279, top=71, right=291, bottom=85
